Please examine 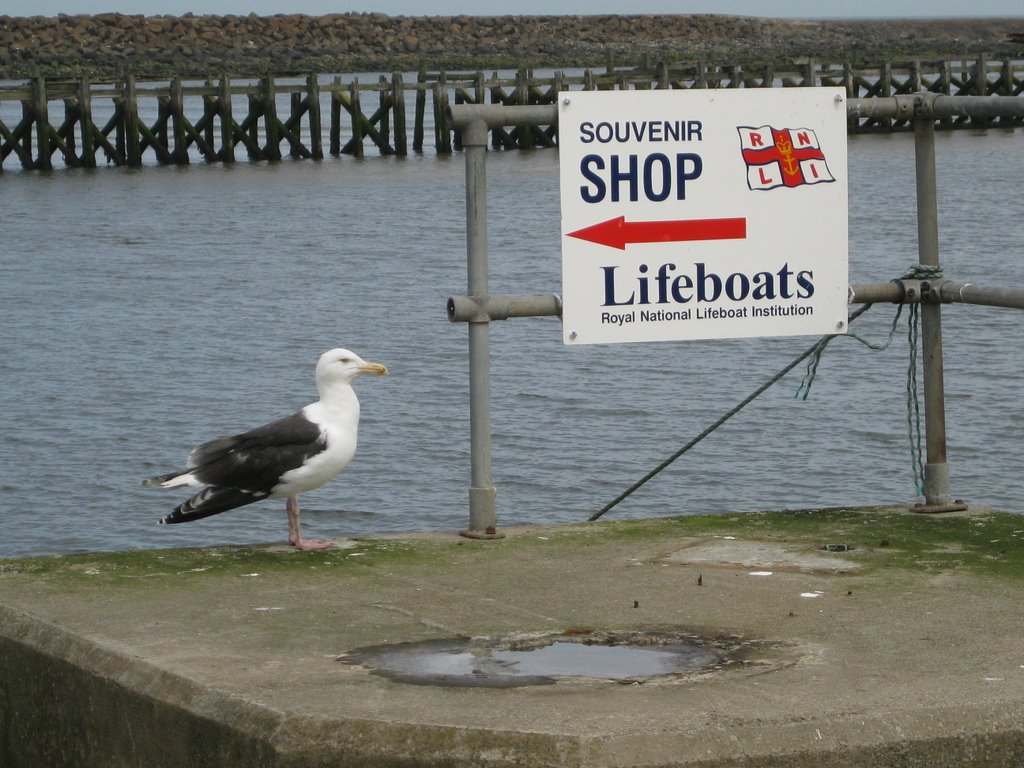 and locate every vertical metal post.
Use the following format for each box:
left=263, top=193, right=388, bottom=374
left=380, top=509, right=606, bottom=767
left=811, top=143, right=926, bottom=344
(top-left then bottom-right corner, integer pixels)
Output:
left=913, top=101, right=964, bottom=511
left=460, top=118, right=502, bottom=538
